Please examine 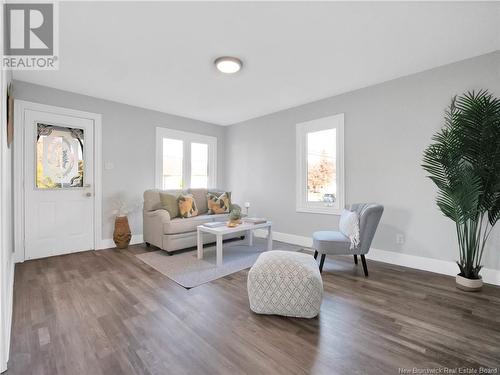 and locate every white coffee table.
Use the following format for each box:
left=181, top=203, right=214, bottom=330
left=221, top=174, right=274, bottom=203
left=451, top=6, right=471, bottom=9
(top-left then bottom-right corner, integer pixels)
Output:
left=197, top=221, right=273, bottom=266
